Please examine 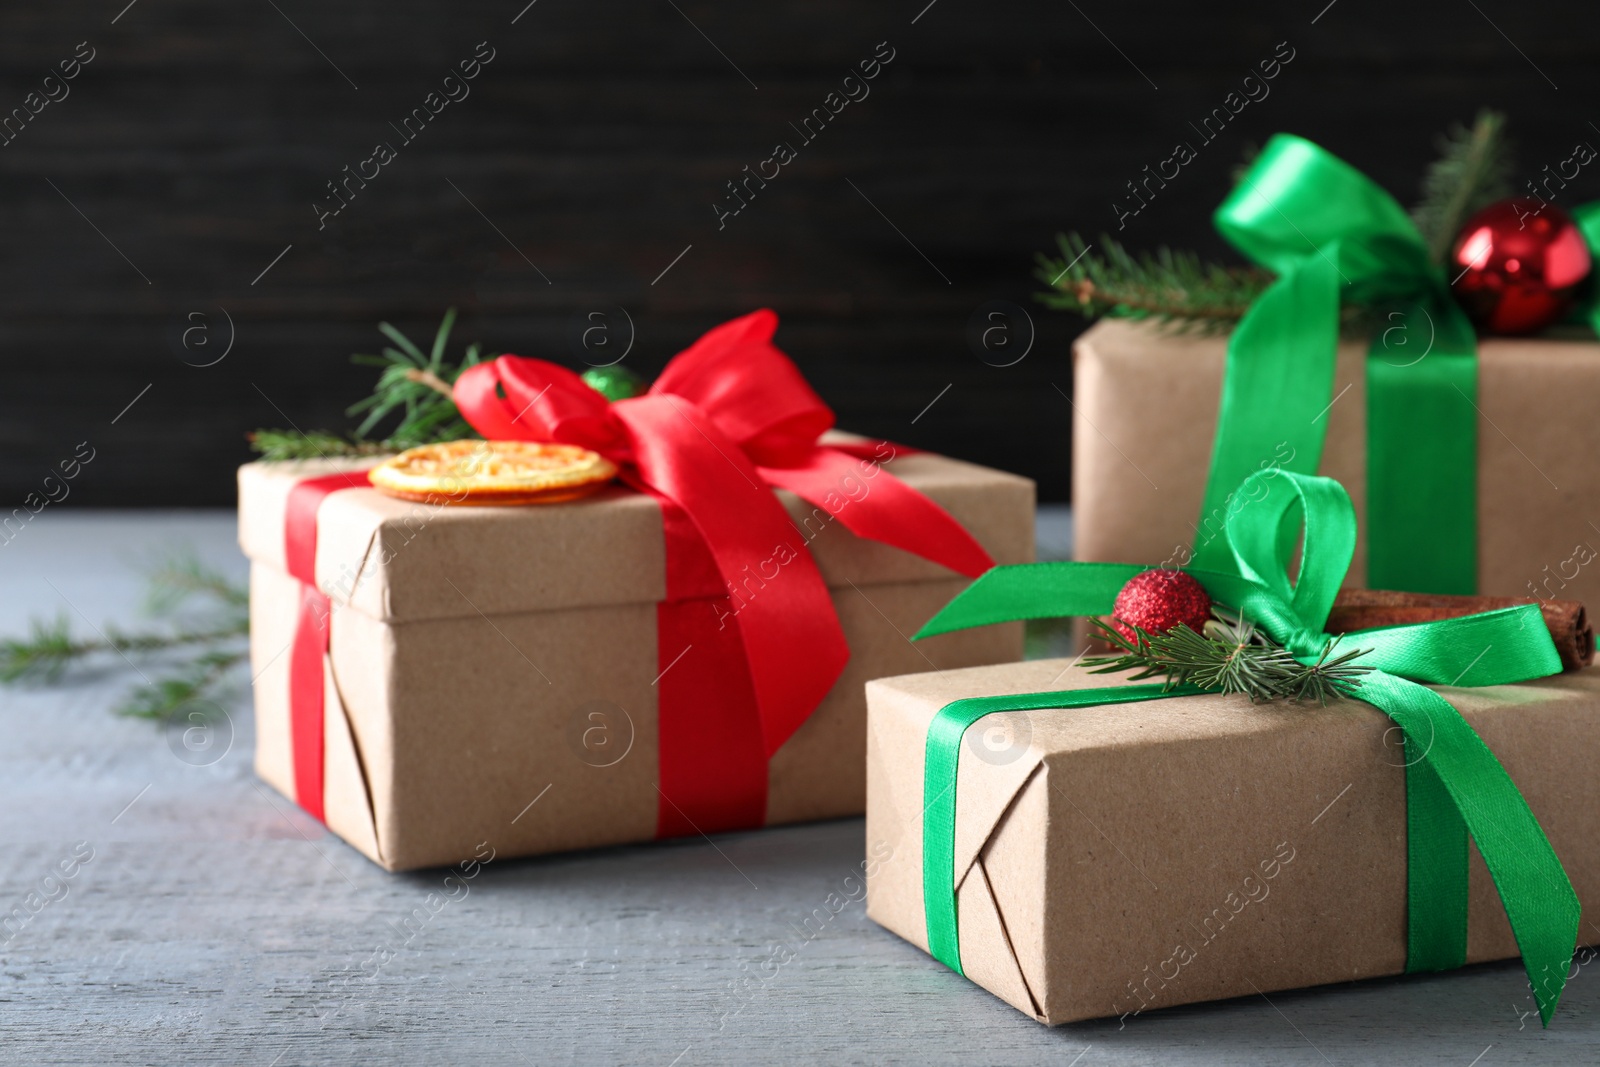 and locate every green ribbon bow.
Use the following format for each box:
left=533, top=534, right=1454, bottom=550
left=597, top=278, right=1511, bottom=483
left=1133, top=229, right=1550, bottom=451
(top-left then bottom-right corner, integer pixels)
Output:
left=915, top=469, right=1579, bottom=1025
left=1573, top=201, right=1600, bottom=338
left=1201, top=134, right=1481, bottom=594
